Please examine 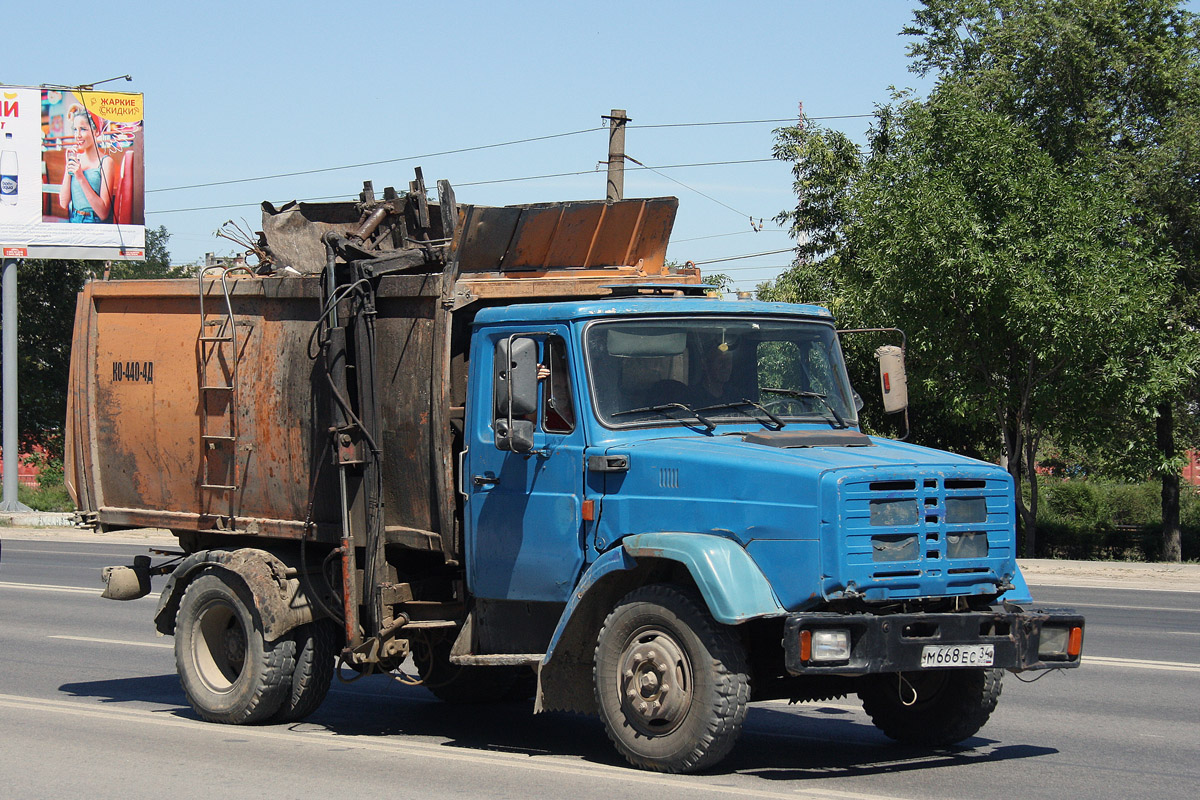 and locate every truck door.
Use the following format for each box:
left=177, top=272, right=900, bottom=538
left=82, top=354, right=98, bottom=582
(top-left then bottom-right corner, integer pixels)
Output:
left=465, top=330, right=586, bottom=602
